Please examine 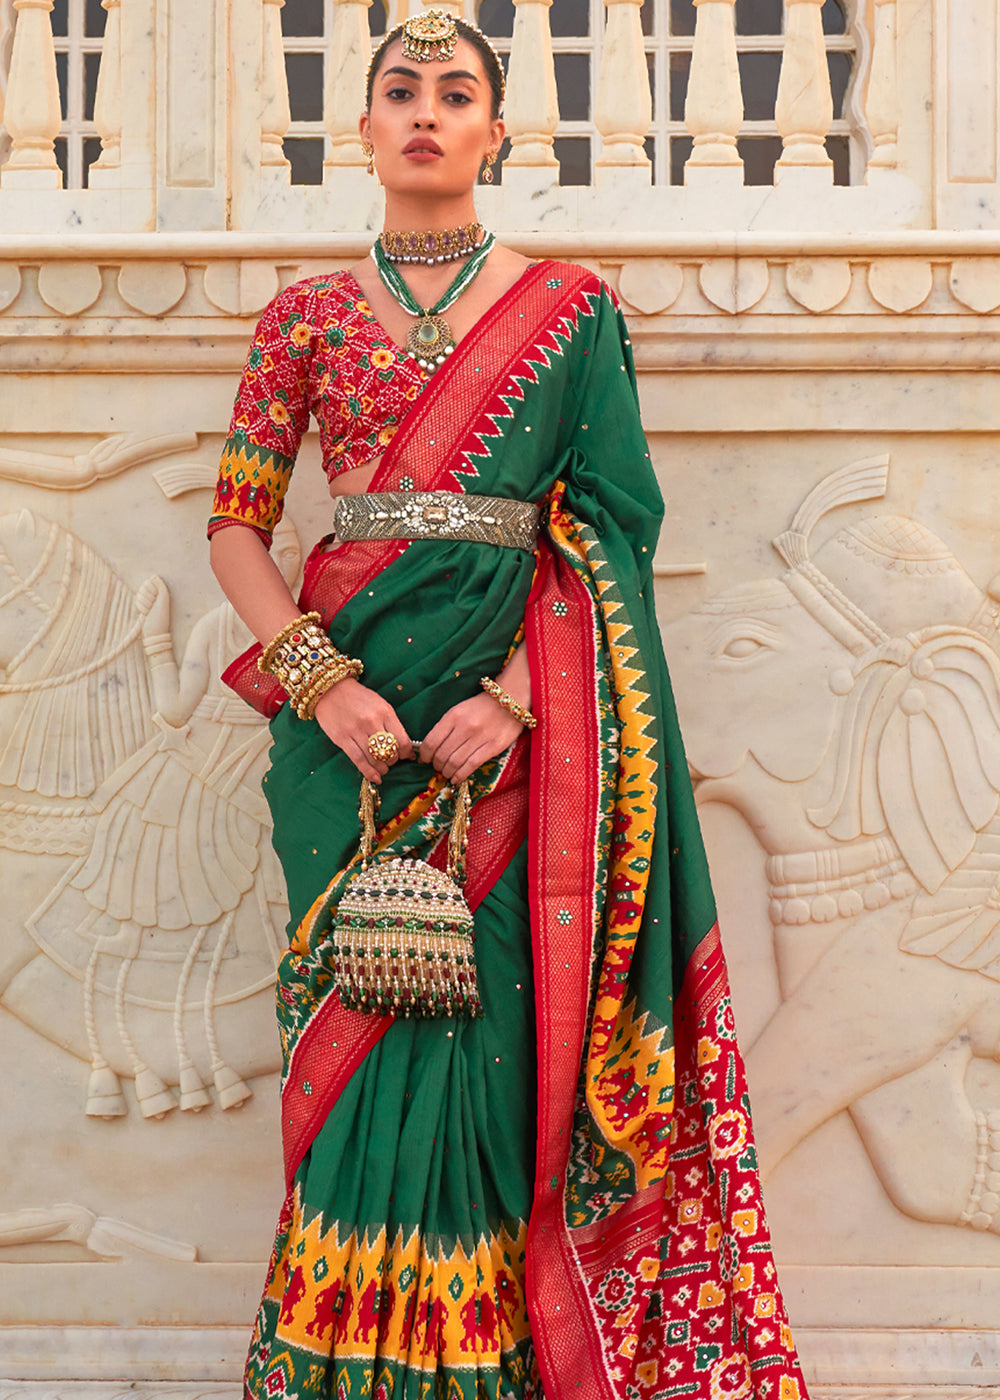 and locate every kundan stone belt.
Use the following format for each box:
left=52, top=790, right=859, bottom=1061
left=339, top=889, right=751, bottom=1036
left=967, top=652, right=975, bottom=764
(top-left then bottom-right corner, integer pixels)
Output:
left=333, top=491, right=541, bottom=552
